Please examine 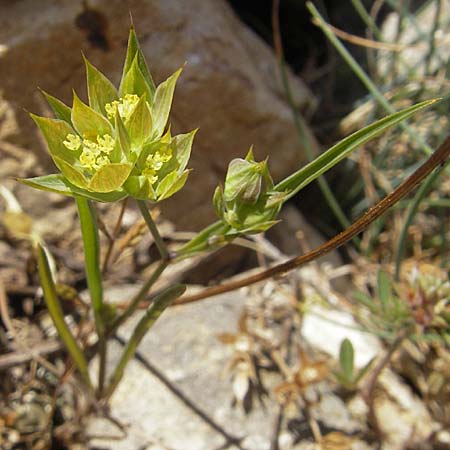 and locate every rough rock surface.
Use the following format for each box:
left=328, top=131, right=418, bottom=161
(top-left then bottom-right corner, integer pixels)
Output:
left=0, top=0, right=317, bottom=229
